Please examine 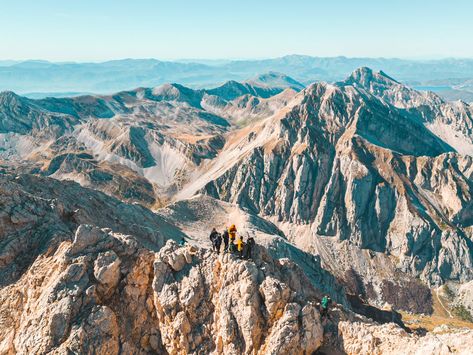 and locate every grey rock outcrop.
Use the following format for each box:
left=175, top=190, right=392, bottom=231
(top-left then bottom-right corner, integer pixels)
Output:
left=0, top=224, right=162, bottom=354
